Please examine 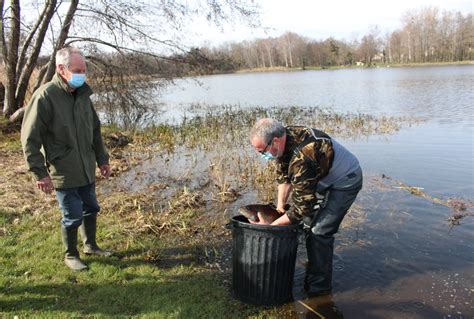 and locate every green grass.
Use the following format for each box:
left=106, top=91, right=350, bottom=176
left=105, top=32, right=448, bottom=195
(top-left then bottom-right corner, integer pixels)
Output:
left=0, top=208, right=265, bottom=318
left=0, top=117, right=22, bottom=152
